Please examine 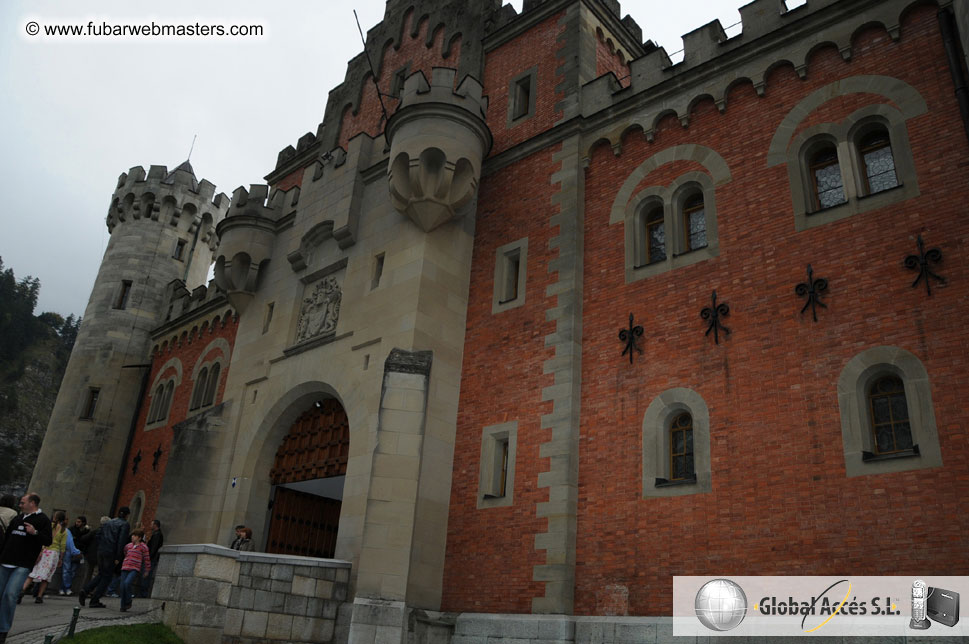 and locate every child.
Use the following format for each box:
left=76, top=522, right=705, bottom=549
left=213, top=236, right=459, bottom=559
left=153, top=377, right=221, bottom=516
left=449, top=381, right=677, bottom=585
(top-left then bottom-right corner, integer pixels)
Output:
left=118, top=530, right=150, bottom=612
